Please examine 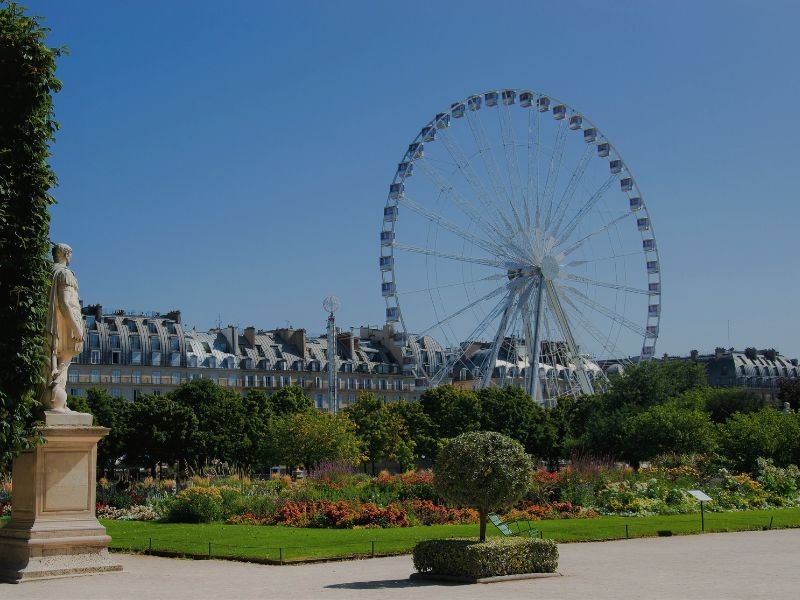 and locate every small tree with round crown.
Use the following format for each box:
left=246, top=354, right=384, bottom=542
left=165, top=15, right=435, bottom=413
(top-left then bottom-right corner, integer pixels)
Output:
left=435, top=431, right=532, bottom=541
